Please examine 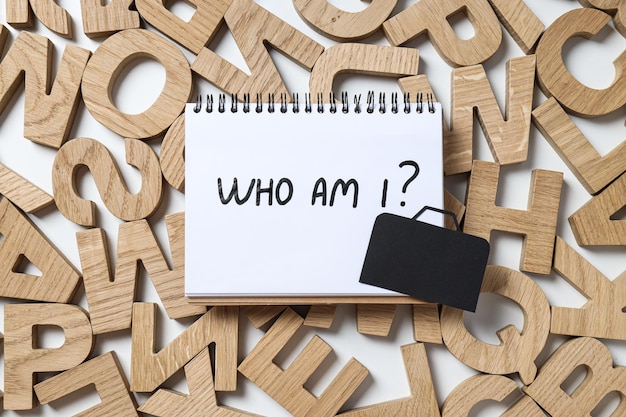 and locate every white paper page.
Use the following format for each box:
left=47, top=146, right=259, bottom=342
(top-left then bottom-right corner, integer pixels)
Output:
left=185, top=100, right=443, bottom=296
